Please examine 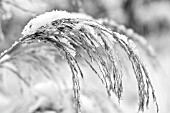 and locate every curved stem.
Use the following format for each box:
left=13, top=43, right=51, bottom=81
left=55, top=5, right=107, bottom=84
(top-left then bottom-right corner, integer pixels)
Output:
left=0, top=40, right=22, bottom=59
